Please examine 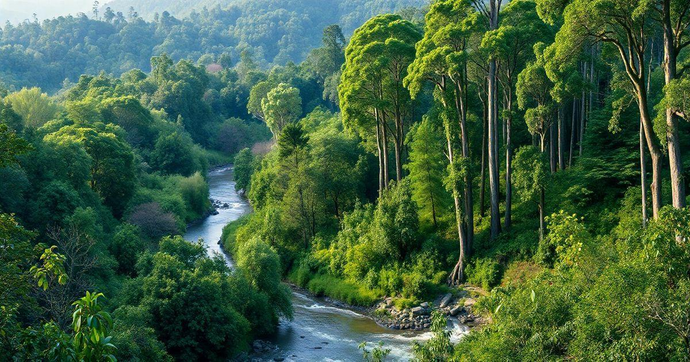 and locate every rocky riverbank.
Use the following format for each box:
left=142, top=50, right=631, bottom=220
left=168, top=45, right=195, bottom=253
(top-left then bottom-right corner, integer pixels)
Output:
left=372, top=288, right=485, bottom=331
